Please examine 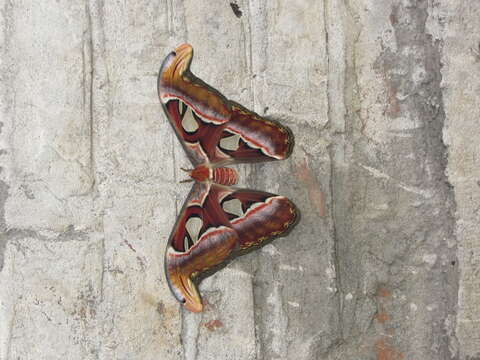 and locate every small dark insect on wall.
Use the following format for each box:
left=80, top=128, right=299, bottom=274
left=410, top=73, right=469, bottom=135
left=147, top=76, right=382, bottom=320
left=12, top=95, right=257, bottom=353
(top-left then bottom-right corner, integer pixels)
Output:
left=229, top=2, right=243, bottom=18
